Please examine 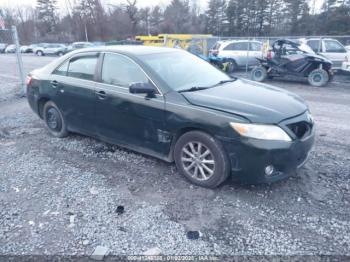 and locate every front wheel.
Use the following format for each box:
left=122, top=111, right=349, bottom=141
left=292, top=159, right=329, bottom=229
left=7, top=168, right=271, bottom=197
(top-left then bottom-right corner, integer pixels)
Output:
left=36, top=51, right=44, bottom=56
left=251, top=66, right=268, bottom=82
left=174, top=131, right=230, bottom=188
left=43, top=101, right=69, bottom=138
left=226, top=60, right=238, bottom=73
left=308, top=69, right=329, bottom=87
